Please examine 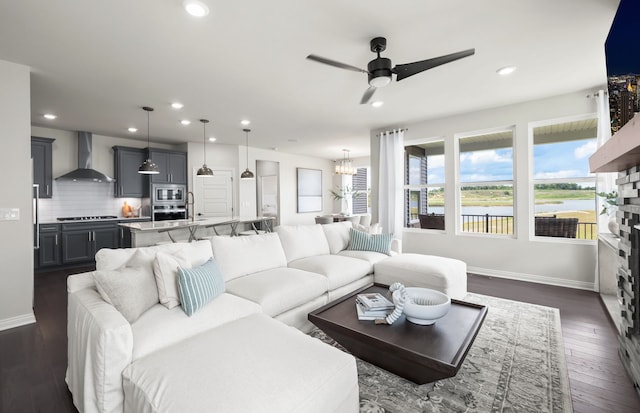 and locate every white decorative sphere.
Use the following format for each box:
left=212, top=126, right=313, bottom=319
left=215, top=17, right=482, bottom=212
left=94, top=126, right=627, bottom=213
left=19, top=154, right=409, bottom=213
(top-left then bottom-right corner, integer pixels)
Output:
left=392, top=287, right=451, bottom=325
